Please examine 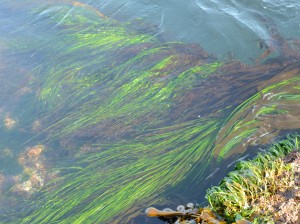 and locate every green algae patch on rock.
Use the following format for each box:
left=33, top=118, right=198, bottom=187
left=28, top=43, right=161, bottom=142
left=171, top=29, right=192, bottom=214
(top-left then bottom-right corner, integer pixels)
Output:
left=206, top=134, right=300, bottom=223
